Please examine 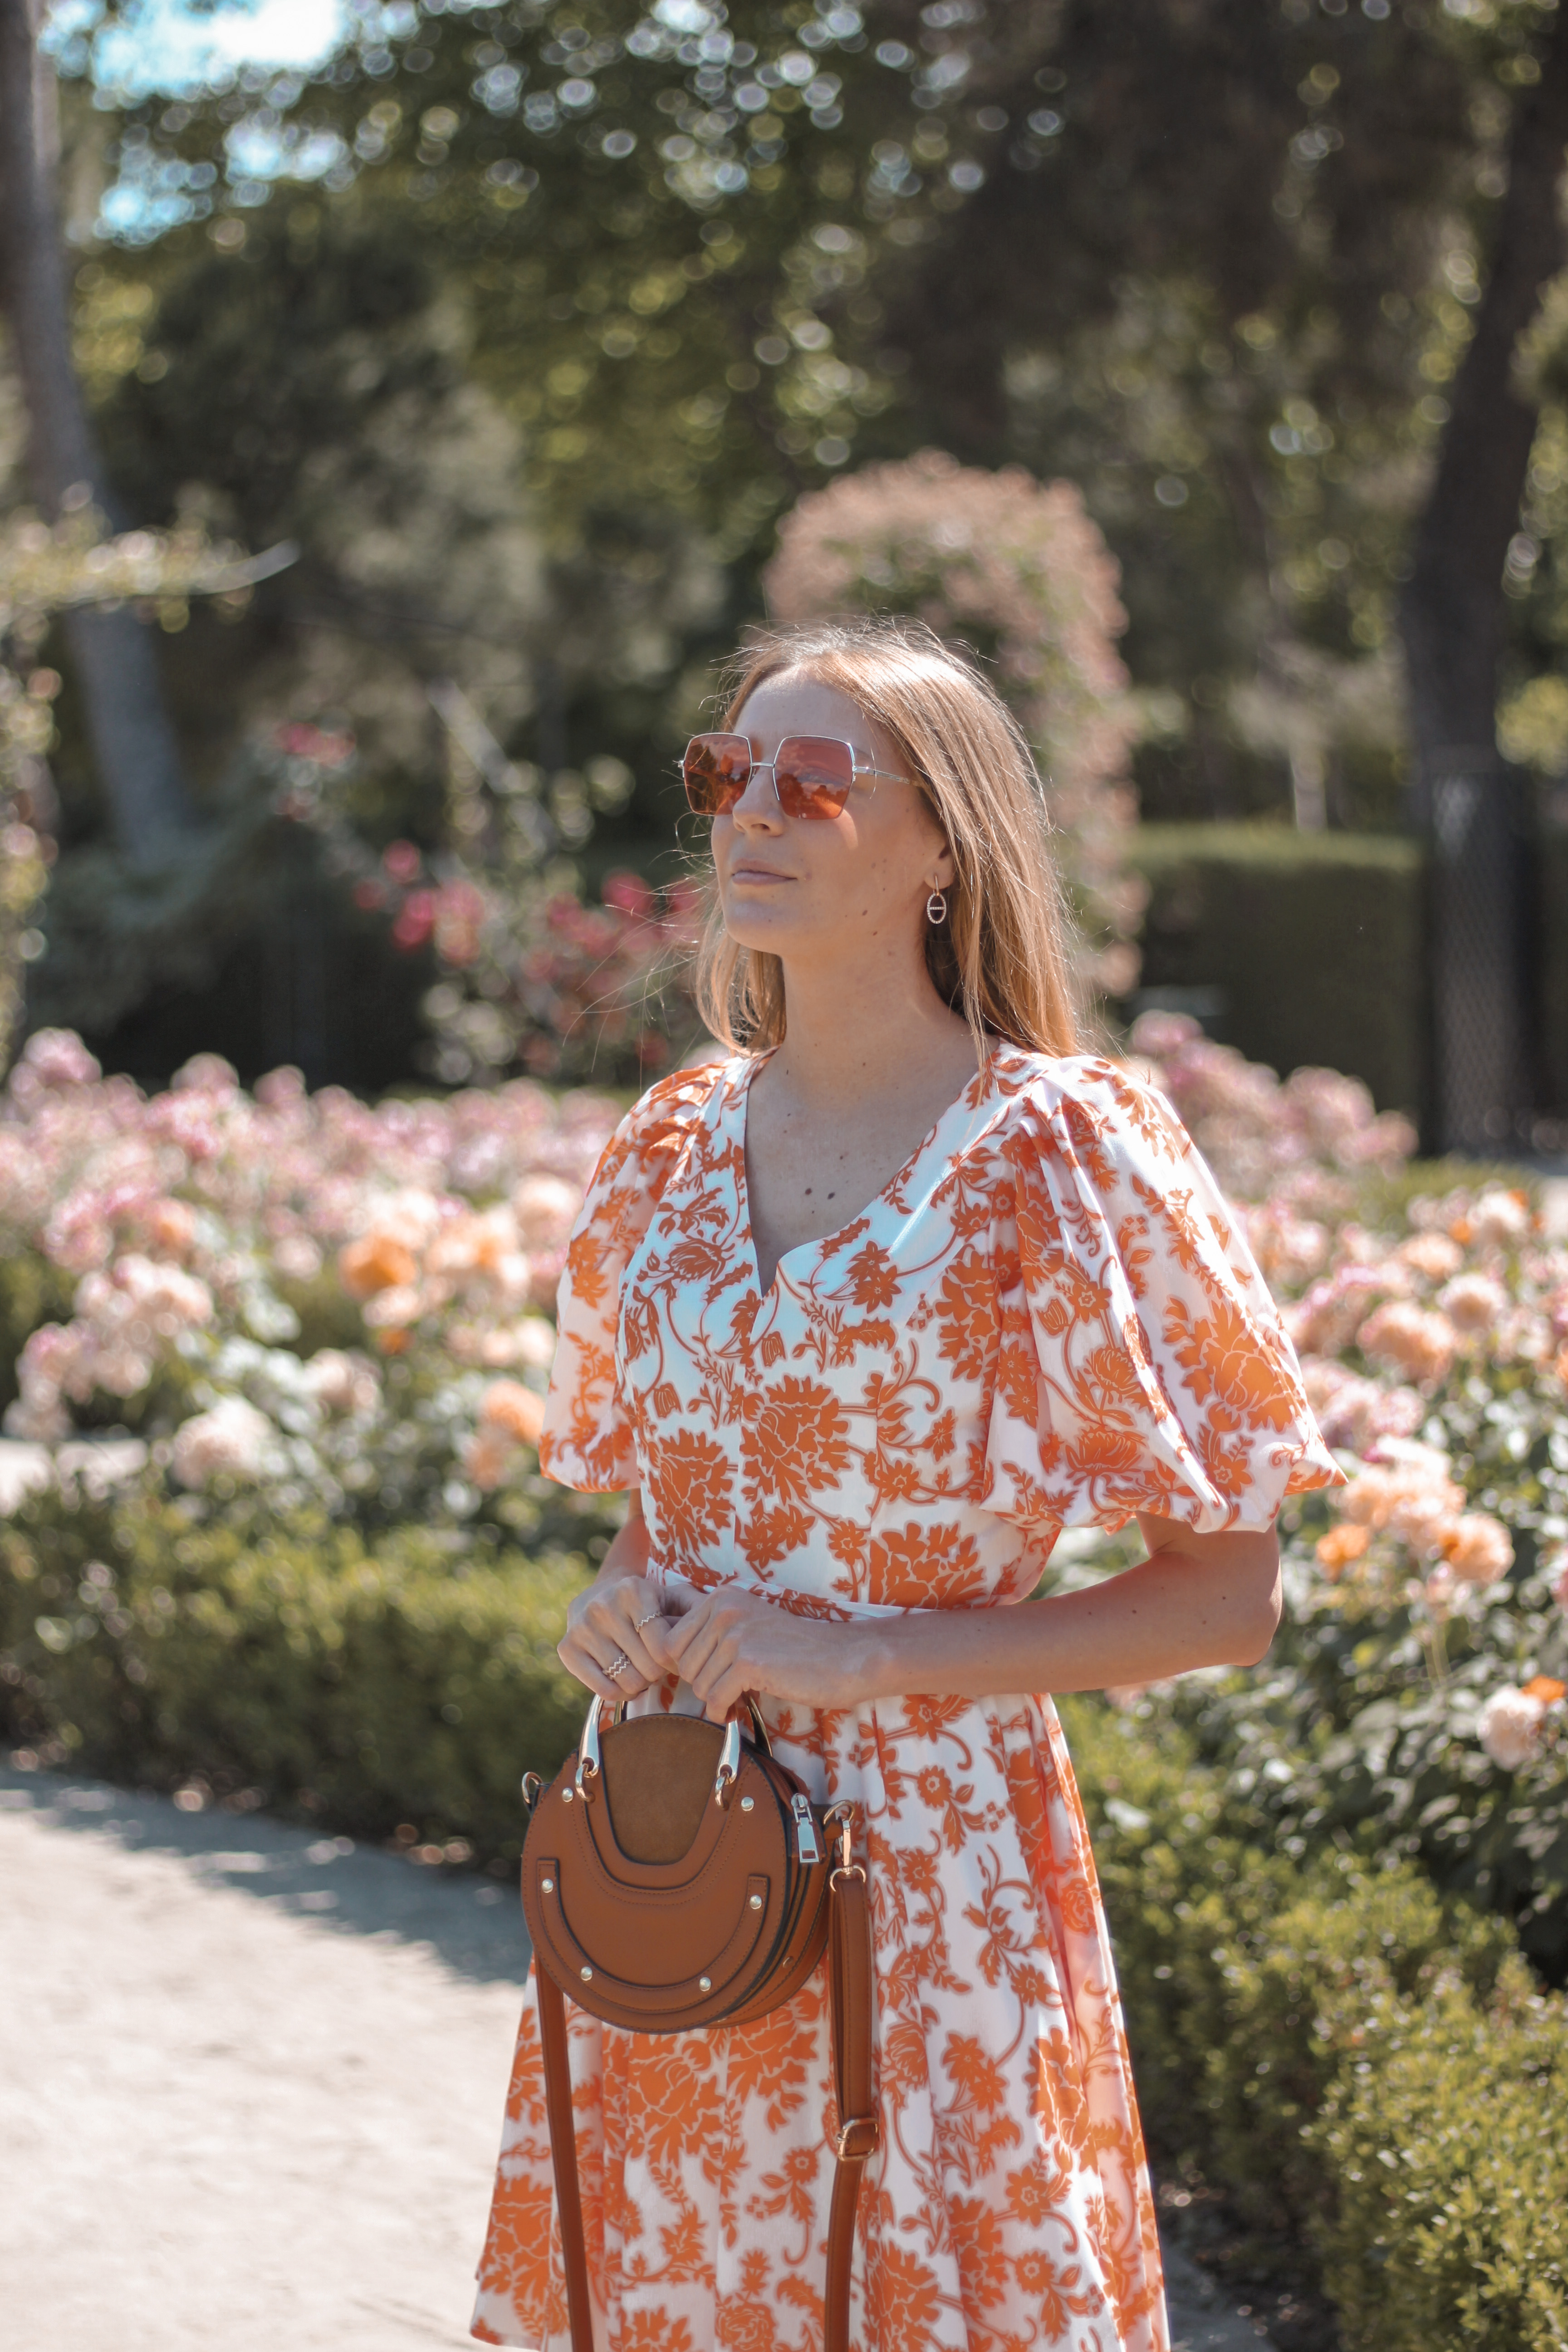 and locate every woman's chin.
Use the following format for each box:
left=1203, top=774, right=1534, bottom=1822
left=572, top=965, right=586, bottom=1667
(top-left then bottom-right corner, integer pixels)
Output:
left=721, top=904, right=814, bottom=955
